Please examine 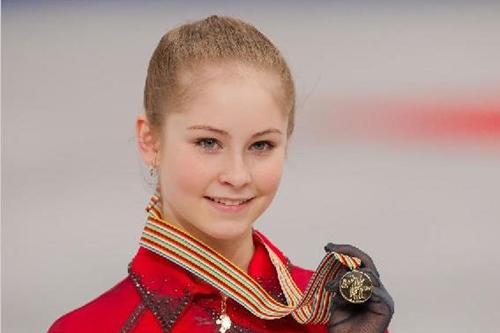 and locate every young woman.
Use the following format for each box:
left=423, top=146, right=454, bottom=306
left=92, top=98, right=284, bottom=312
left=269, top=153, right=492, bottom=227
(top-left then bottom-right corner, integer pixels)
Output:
left=47, top=15, right=394, bottom=333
